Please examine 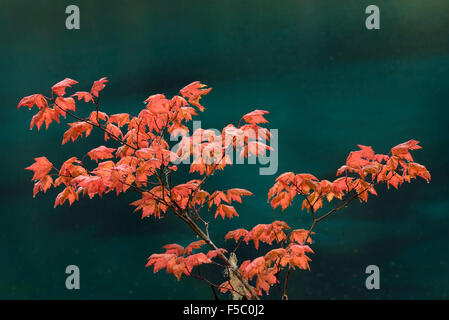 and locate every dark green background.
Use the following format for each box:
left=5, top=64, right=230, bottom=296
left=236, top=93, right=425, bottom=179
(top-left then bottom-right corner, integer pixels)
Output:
left=1, top=0, right=448, bottom=299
